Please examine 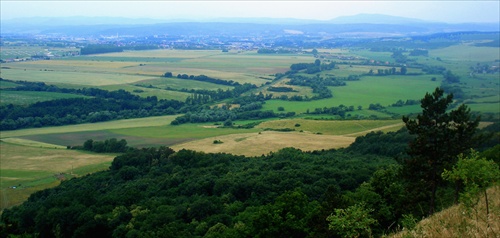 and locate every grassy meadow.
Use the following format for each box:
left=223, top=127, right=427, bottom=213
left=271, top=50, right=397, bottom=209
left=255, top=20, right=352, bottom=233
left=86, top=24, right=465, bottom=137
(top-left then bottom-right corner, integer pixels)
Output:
left=0, top=90, right=89, bottom=105
left=262, top=75, right=442, bottom=116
